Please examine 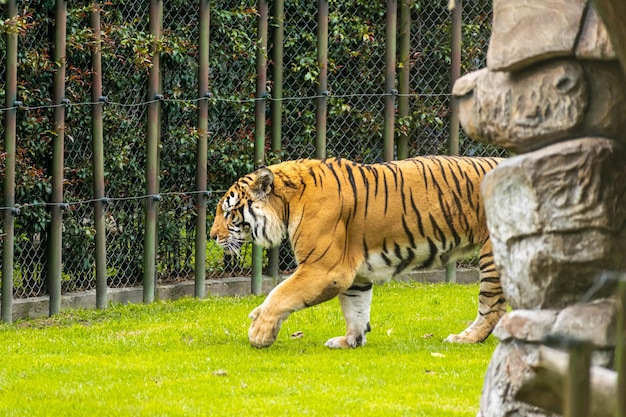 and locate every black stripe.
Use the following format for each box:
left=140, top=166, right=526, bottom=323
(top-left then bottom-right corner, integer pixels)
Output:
left=277, top=171, right=299, bottom=189
left=479, top=260, right=495, bottom=270
left=363, top=237, right=369, bottom=260
left=394, top=247, right=416, bottom=276
left=448, top=162, right=463, bottom=196
left=245, top=200, right=257, bottom=222
left=409, top=190, right=425, bottom=237
left=290, top=205, right=307, bottom=248
left=380, top=252, right=392, bottom=267
left=398, top=168, right=407, bottom=214
left=347, top=283, right=373, bottom=292
left=428, top=212, right=447, bottom=249
left=371, top=166, right=380, bottom=197
left=450, top=184, right=470, bottom=233
left=433, top=158, right=451, bottom=187
left=434, top=184, right=461, bottom=247
left=394, top=242, right=402, bottom=259
left=308, top=167, right=318, bottom=187
left=384, top=163, right=399, bottom=191
left=357, top=166, right=371, bottom=217
left=401, top=216, right=416, bottom=248
left=381, top=239, right=392, bottom=266
left=466, top=158, right=486, bottom=177
left=480, top=290, right=504, bottom=298
left=382, top=169, right=390, bottom=215
left=479, top=251, right=493, bottom=261
left=327, top=162, right=343, bottom=197
left=310, top=240, right=334, bottom=264
left=344, top=164, right=358, bottom=217
left=463, top=171, right=476, bottom=210
left=412, top=159, right=429, bottom=189
left=419, top=237, right=438, bottom=269
left=309, top=207, right=344, bottom=264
